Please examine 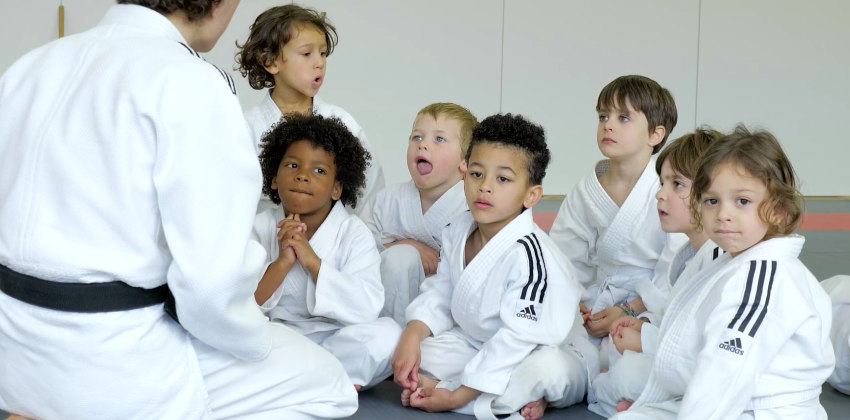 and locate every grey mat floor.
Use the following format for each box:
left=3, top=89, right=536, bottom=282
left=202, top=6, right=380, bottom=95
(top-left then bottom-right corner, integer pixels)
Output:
left=1, top=384, right=847, bottom=418
left=346, top=381, right=850, bottom=419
